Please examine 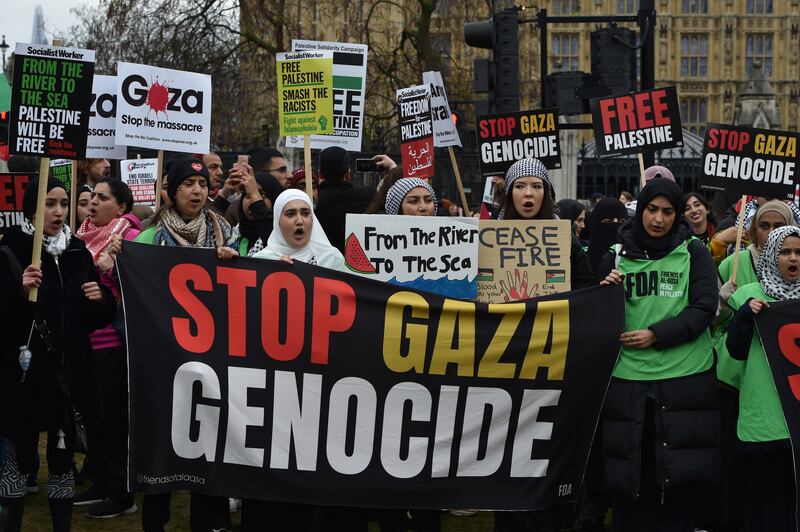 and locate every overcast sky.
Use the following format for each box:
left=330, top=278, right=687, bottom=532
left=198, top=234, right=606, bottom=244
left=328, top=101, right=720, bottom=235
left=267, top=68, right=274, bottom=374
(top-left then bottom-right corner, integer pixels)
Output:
left=2, top=0, right=85, bottom=57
